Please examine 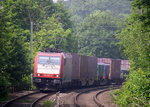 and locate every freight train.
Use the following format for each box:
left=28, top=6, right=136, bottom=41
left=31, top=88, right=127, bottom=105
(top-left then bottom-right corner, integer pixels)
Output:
left=33, top=51, right=129, bottom=91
